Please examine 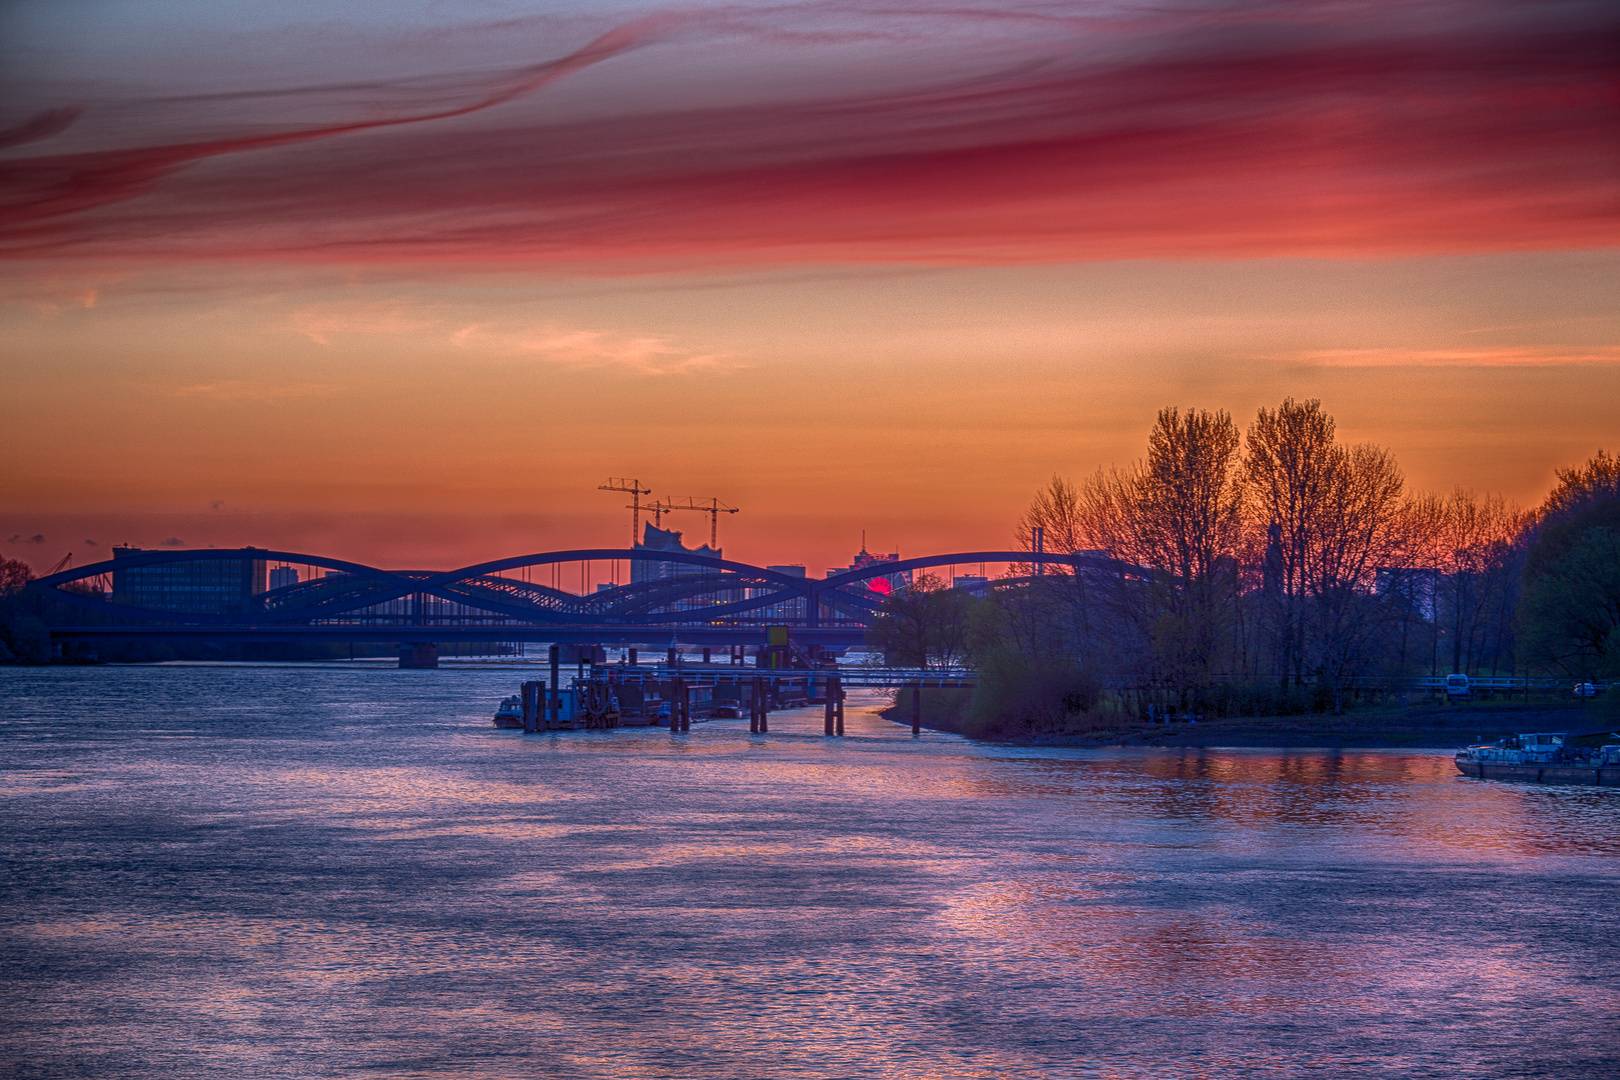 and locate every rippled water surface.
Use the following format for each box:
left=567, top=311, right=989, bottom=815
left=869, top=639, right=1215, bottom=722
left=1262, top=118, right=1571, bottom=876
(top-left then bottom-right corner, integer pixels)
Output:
left=3, top=665, right=1618, bottom=1079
